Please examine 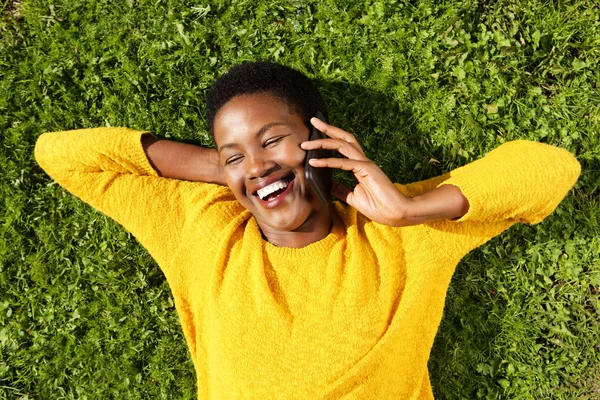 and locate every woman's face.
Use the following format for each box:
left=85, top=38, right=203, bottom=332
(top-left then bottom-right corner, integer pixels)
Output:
left=213, top=92, right=326, bottom=232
